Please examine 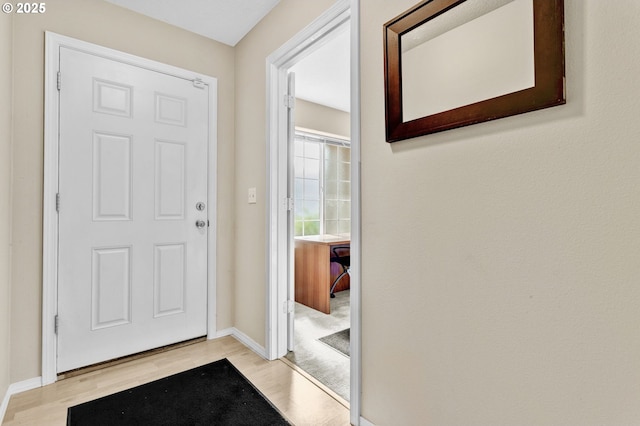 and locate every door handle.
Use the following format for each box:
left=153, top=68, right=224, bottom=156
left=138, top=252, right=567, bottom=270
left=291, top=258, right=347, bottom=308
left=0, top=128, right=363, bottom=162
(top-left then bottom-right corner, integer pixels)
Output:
left=195, top=220, right=206, bottom=229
